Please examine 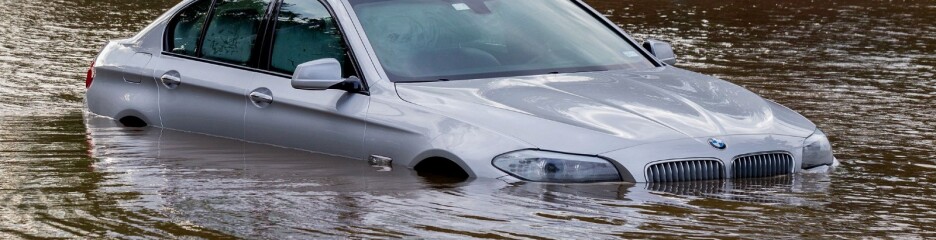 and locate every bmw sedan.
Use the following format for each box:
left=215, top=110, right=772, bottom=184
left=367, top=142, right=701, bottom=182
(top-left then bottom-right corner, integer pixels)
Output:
left=85, top=0, right=838, bottom=183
